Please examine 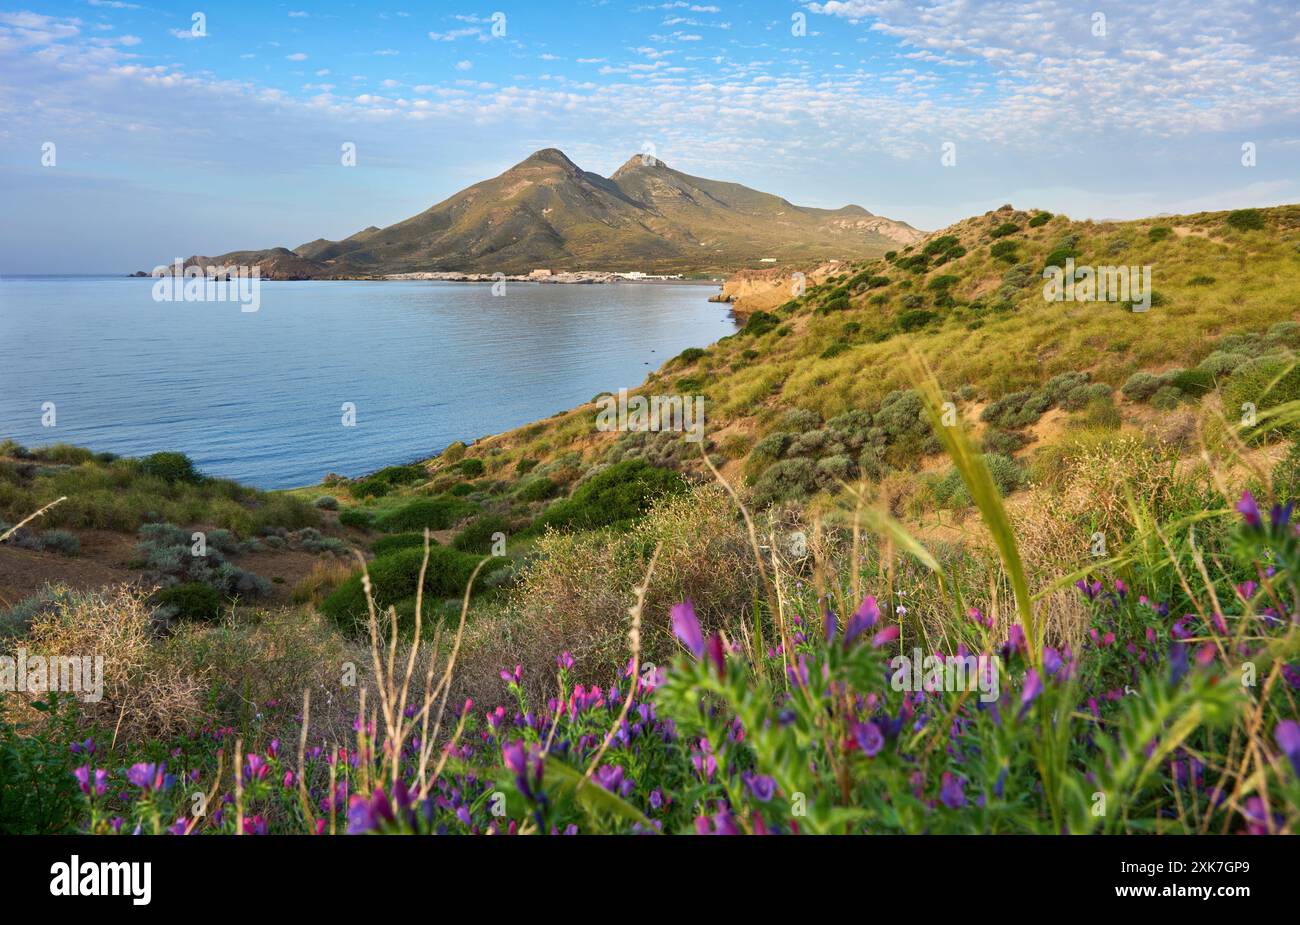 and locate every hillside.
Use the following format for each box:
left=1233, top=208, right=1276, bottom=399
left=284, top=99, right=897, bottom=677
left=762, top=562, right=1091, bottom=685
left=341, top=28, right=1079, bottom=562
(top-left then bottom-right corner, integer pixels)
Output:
left=168, top=149, right=922, bottom=278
